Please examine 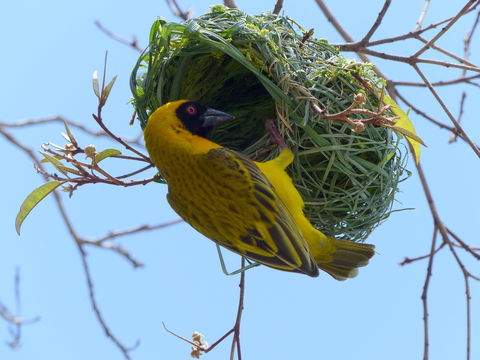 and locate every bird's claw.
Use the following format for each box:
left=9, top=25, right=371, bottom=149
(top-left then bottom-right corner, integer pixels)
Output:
left=265, top=119, right=288, bottom=150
